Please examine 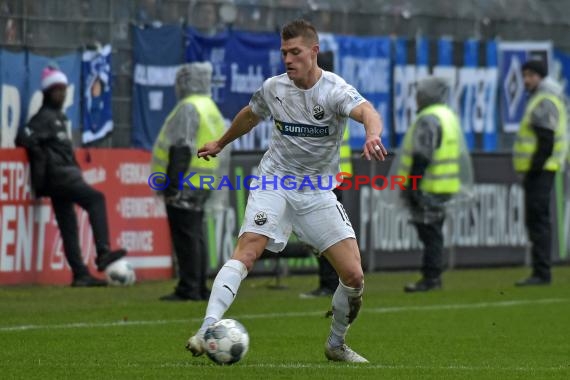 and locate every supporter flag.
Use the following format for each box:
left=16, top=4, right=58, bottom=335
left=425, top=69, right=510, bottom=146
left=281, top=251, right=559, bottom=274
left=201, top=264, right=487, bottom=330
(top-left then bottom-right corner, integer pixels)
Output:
left=132, top=25, right=184, bottom=149
left=82, top=44, right=113, bottom=144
